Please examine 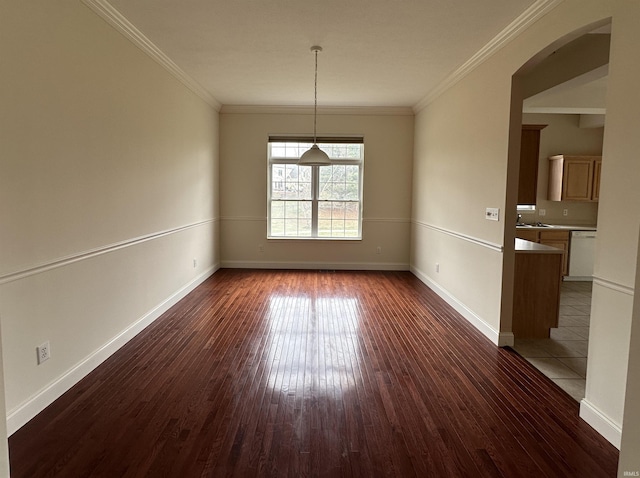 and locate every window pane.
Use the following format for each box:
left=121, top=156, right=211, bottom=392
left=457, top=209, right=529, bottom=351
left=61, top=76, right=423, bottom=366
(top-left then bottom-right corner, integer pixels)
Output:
left=345, top=202, right=359, bottom=218
left=318, top=202, right=331, bottom=219
left=271, top=201, right=284, bottom=218
left=331, top=220, right=345, bottom=236
left=319, top=165, right=359, bottom=201
left=318, top=219, right=331, bottom=237
left=272, top=165, right=312, bottom=201
left=271, top=218, right=284, bottom=236
left=321, top=144, right=362, bottom=159
left=345, top=165, right=360, bottom=200
left=271, top=142, right=362, bottom=160
left=332, top=202, right=345, bottom=220
left=345, top=220, right=359, bottom=237
left=285, top=201, right=299, bottom=218
left=270, top=200, right=312, bottom=237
